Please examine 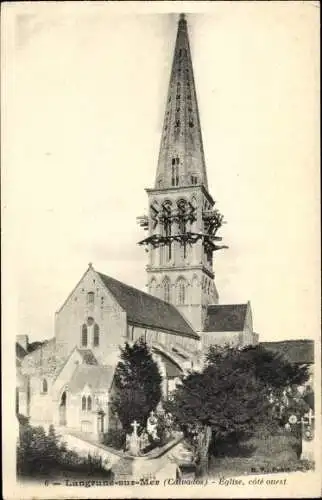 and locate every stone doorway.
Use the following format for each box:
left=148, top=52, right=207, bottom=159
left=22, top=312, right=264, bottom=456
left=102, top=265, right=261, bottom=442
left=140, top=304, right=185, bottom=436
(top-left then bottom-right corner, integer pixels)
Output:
left=59, top=391, right=67, bottom=426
